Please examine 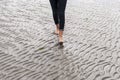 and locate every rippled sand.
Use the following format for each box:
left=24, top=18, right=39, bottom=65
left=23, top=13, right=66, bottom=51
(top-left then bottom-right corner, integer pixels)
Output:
left=0, top=0, right=120, bottom=80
